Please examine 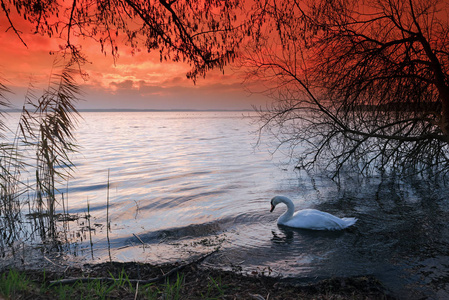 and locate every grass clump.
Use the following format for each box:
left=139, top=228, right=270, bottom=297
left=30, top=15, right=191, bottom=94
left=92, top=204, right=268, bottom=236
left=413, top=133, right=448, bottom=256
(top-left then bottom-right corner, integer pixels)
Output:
left=201, top=275, right=227, bottom=299
left=0, top=267, right=188, bottom=300
left=0, top=268, right=142, bottom=300
left=0, top=269, right=33, bottom=298
left=51, top=279, right=121, bottom=300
